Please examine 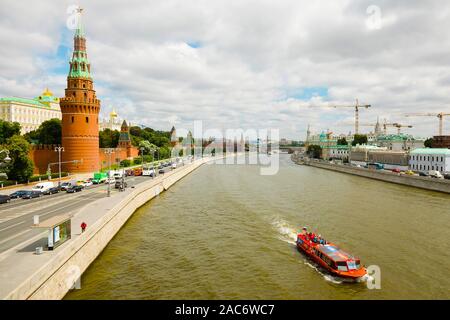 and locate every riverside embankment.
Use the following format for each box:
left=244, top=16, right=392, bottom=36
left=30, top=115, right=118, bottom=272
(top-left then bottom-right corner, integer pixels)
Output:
left=292, top=156, right=450, bottom=194
left=0, top=156, right=224, bottom=300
